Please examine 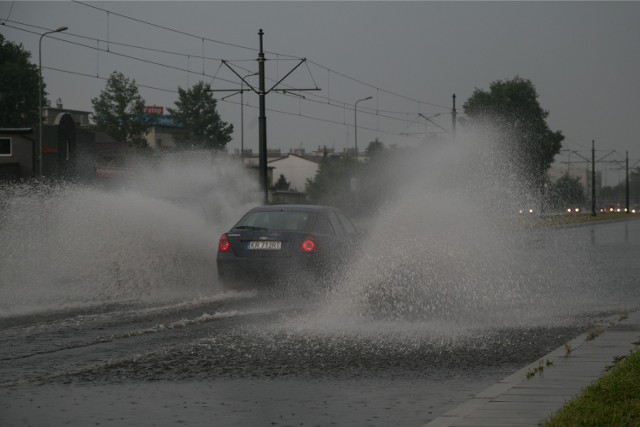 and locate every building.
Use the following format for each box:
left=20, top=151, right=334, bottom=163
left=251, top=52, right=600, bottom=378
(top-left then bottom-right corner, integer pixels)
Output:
left=44, top=99, right=92, bottom=128
left=0, top=112, right=95, bottom=181
left=268, top=153, right=320, bottom=192
left=0, top=128, right=34, bottom=179
left=142, top=106, right=182, bottom=150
